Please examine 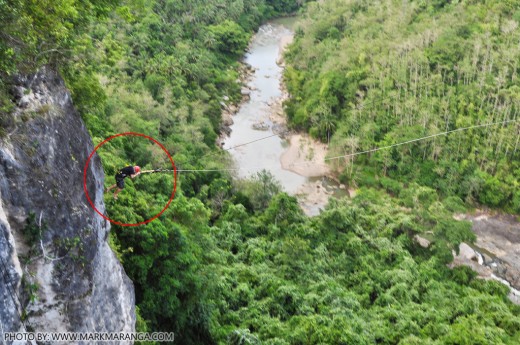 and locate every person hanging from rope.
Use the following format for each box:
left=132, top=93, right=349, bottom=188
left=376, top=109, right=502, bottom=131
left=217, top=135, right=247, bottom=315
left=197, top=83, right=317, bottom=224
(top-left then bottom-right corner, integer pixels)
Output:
left=105, top=165, right=141, bottom=200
